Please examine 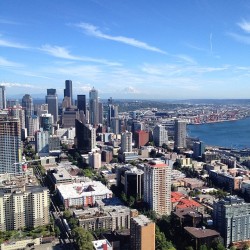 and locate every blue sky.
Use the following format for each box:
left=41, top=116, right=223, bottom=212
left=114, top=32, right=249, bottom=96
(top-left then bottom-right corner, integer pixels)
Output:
left=1, top=0, right=250, bottom=99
